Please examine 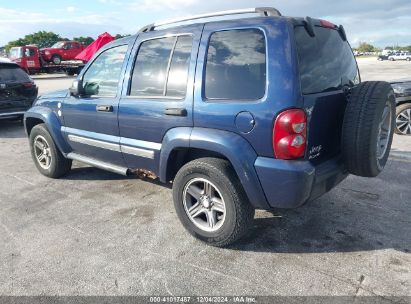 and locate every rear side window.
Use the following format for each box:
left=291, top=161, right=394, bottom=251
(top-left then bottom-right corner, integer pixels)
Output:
left=130, top=35, right=193, bottom=98
left=0, top=66, right=30, bottom=82
left=205, top=29, right=266, bottom=101
left=294, top=26, right=359, bottom=94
